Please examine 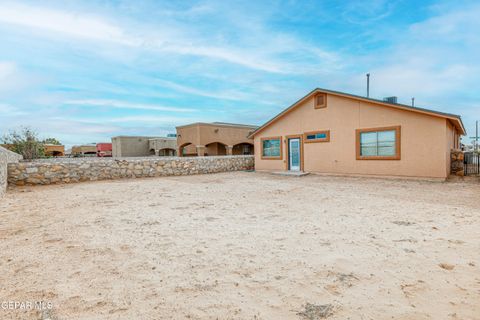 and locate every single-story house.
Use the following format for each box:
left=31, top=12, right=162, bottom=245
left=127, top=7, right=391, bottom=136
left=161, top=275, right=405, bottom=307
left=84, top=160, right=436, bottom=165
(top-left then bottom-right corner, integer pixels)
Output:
left=177, top=122, right=257, bottom=156
left=71, top=145, right=97, bottom=157
left=44, top=144, right=65, bottom=157
left=111, top=136, right=176, bottom=157
left=248, top=88, right=465, bottom=179
left=148, top=138, right=177, bottom=156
